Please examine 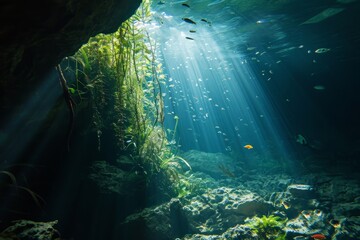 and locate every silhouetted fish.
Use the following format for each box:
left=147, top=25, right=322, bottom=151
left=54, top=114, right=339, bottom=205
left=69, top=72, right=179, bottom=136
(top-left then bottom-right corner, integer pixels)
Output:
left=182, top=18, right=196, bottom=24
left=186, top=37, right=194, bottom=40
left=182, top=3, right=190, bottom=8
left=201, top=18, right=212, bottom=26
left=158, top=1, right=165, bottom=5
left=189, top=30, right=196, bottom=33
